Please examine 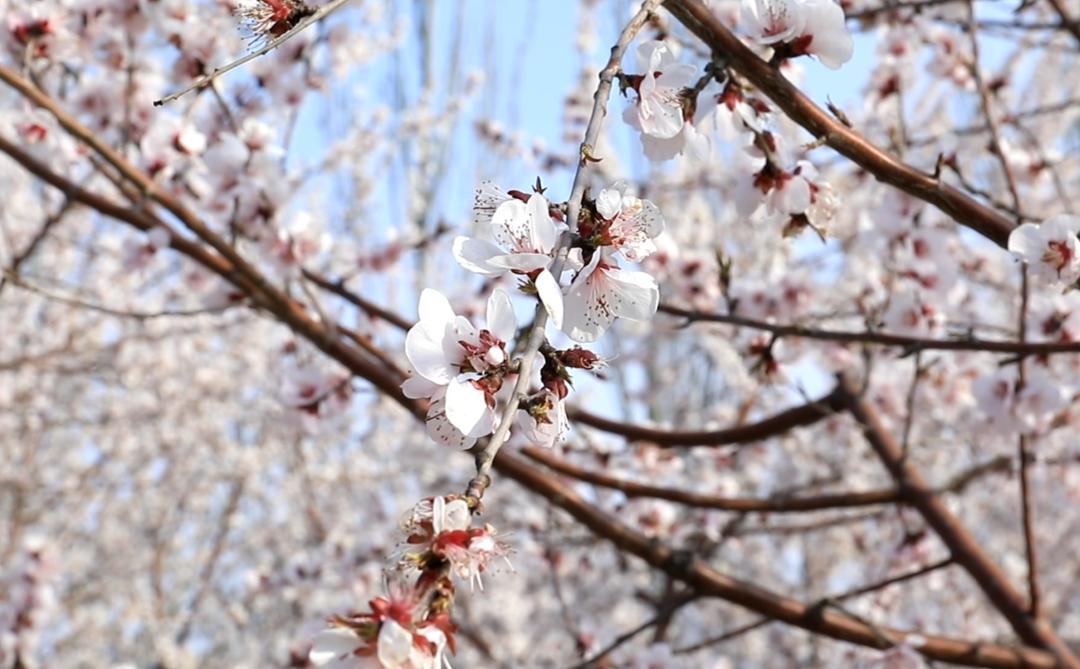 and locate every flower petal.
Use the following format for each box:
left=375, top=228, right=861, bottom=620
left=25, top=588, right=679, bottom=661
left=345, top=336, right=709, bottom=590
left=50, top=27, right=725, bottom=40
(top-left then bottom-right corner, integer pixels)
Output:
left=1044, top=214, right=1080, bottom=237
left=535, top=268, right=564, bottom=329
left=445, top=377, right=495, bottom=437
left=405, top=326, right=454, bottom=385
left=596, top=188, right=623, bottom=220
left=486, top=288, right=517, bottom=343
left=452, top=236, right=505, bottom=276
left=486, top=253, right=552, bottom=272
left=473, top=181, right=509, bottom=227
left=527, top=193, right=558, bottom=253
left=441, top=498, right=471, bottom=532
left=377, top=620, right=414, bottom=667
left=491, top=199, right=531, bottom=253
left=1007, top=223, right=1044, bottom=262
left=310, top=629, right=360, bottom=665
left=639, top=96, right=685, bottom=139
left=606, top=267, right=660, bottom=321
left=425, top=399, right=476, bottom=450
left=417, top=289, right=456, bottom=333
left=401, top=374, right=441, bottom=399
